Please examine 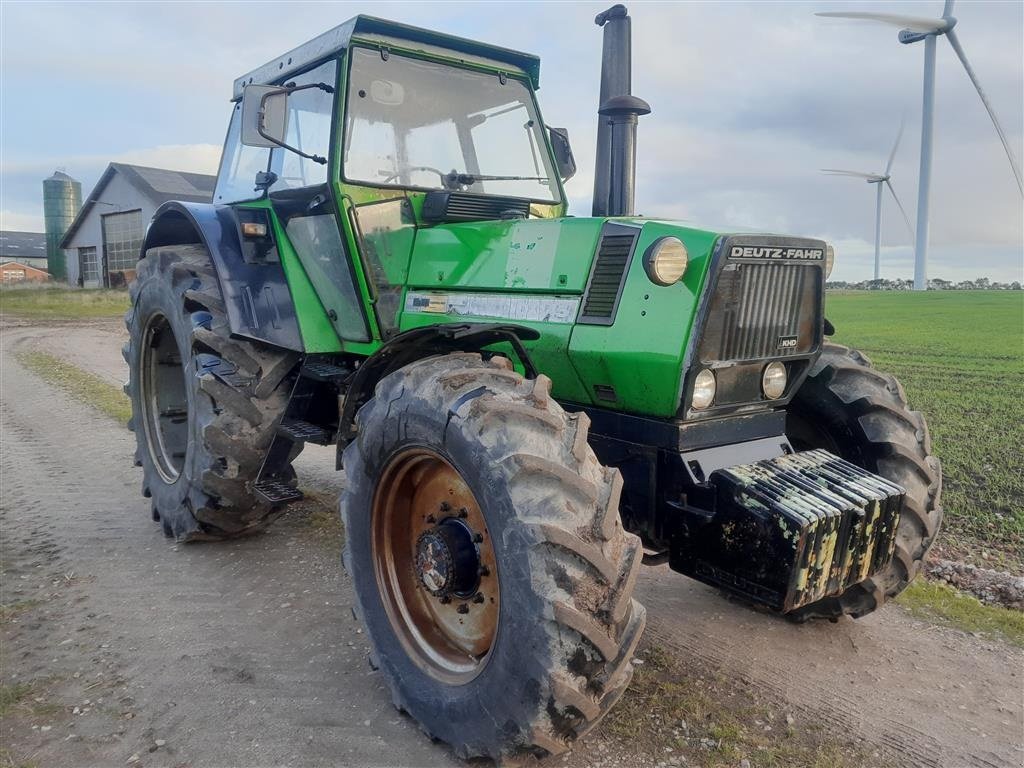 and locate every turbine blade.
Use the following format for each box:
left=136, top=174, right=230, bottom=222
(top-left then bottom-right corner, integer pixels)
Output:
left=885, top=117, right=906, bottom=176
left=821, top=169, right=884, bottom=180
left=815, top=11, right=950, bottom=34
left=945, top=28, right=1024, bottom=195
left=885, top=179, right=915, bottom=239
left=943, top=0, right=956, bottom=18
